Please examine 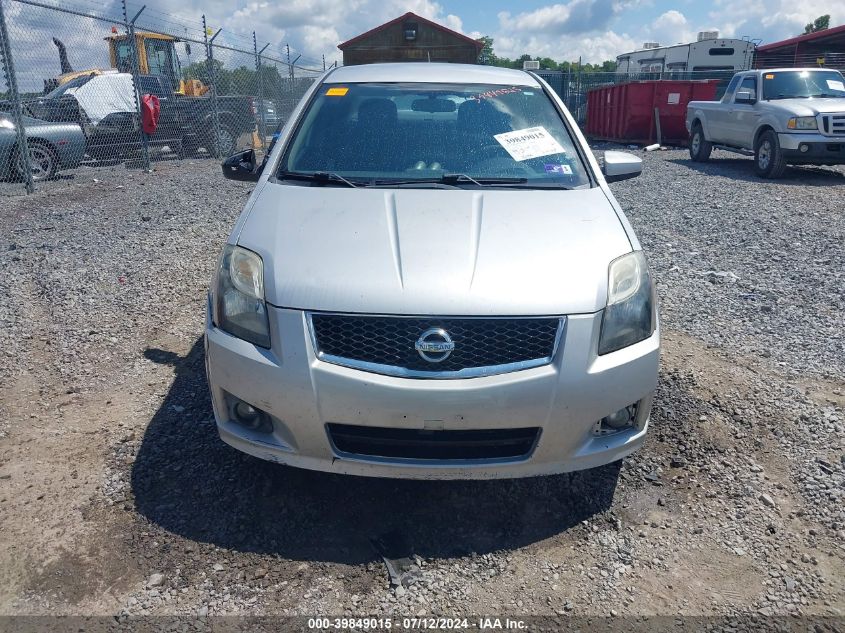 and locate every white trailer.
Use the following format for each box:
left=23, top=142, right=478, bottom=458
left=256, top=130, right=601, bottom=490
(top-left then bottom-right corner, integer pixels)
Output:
left=616, top=33, right=756, bottom=75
